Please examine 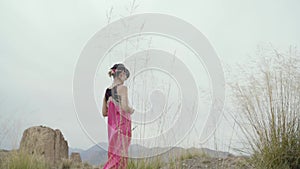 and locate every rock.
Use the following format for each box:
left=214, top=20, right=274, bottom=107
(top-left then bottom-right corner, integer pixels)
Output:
left=70, top=152, right=82, bottom=163
left=19, top=125, right=68, bottom=166
left=0, top=149, right=10, bottom=163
